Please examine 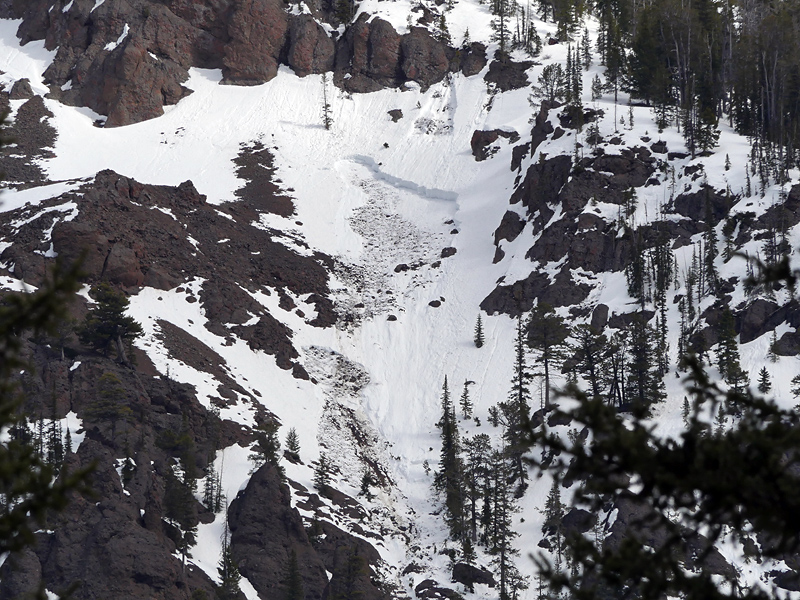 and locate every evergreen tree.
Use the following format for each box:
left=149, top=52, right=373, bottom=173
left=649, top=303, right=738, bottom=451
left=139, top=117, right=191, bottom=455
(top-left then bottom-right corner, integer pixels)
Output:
left=285, top=427, right=301, bottom=455
left=313, top=453, right=331, bottom=492
left=435, top=377, right=464, bottom=539
left=474, top=314, right=485, bottom=348
left=542, top=477, right=566, bottom=574
left=532, top=64, right=565, bottom=104
left=624, top=314, right=665, bottom=413
left=86, top=371, right=133, bottom=440
left=499, top=317, right=533, bottom=485
left=203, top=458, right=218, bottom=512
left=321, top=73, right=333, bottom=130
left=581, top=27, right=592, bottom=70
left=717, top=308, right=747, bottom=392
left=463, top=433, right=491, bottom=543
left=77, top=282, right=143, bottom=364
left=217, top=516, right=241, bottom=600
left=164, top=469, right=198, bottom=569
left=359, top=467, right=376, bottom=501
left=757, top=367, right=771, bottom=395
left=487, top=447, right=523, bottom=600
left=527, top=303, right=570, bottom=409
left=571, top=324, right=609, bottom=400
left=459, top=380, right=473, bottom=419
left=250, top=420, right=282, bottom=475
left=284, top=549, right=305, bottom=600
